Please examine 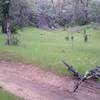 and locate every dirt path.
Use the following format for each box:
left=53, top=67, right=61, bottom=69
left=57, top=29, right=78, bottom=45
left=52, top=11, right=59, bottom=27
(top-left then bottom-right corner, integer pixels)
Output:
left=0, top=61, right=100, bottom=100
